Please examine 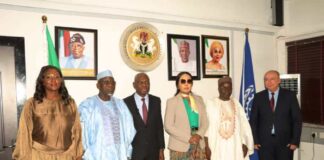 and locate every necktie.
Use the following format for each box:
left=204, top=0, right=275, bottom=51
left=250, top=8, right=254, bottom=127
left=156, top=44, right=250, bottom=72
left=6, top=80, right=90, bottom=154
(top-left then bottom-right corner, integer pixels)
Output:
left=270, top=92, right=275, bottom=112
left=141, top=98, right=148, bottom=124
